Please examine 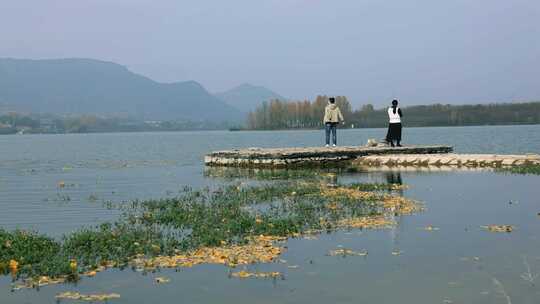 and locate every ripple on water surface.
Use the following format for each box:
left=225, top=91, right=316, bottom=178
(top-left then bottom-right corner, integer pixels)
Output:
left=1, top=127, right=540, bottom=303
